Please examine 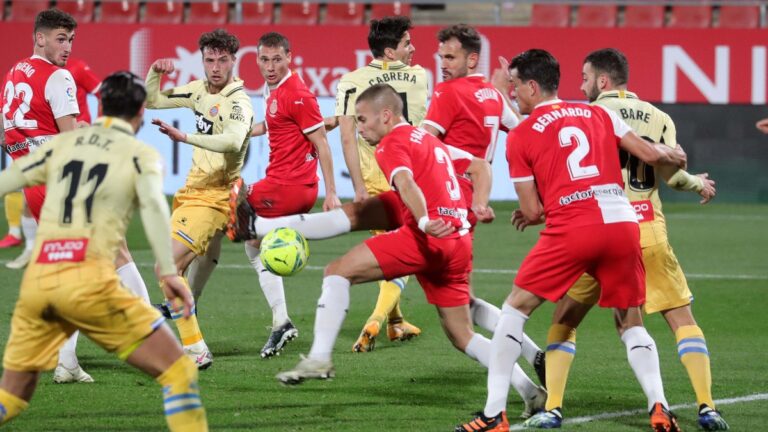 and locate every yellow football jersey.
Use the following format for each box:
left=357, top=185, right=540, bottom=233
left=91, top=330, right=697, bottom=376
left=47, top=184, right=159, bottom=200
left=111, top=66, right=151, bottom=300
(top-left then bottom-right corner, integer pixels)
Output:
left=145, top=71, right=253, bottom=192
left=8, top=117, right=173, bottom=273
left=594, top=90, right=677, bottom=247
left=335, top=60, right=428, bottom=191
